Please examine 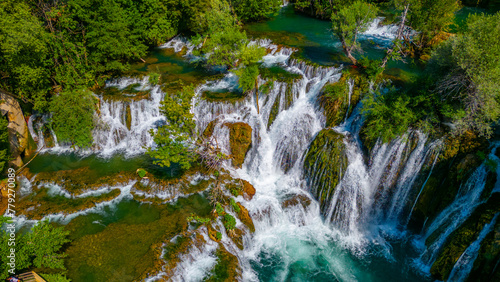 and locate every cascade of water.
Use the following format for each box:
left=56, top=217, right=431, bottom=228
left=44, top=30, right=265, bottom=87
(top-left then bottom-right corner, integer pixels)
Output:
left=417, top=143, right=500, bottom=269
left=328, top=106, right=440, bottom=238
left=93, top=81, right=165, bottom=156
left=447, top=213, right=499, bottom=282
left=182, top=41, right=352, bottom=280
